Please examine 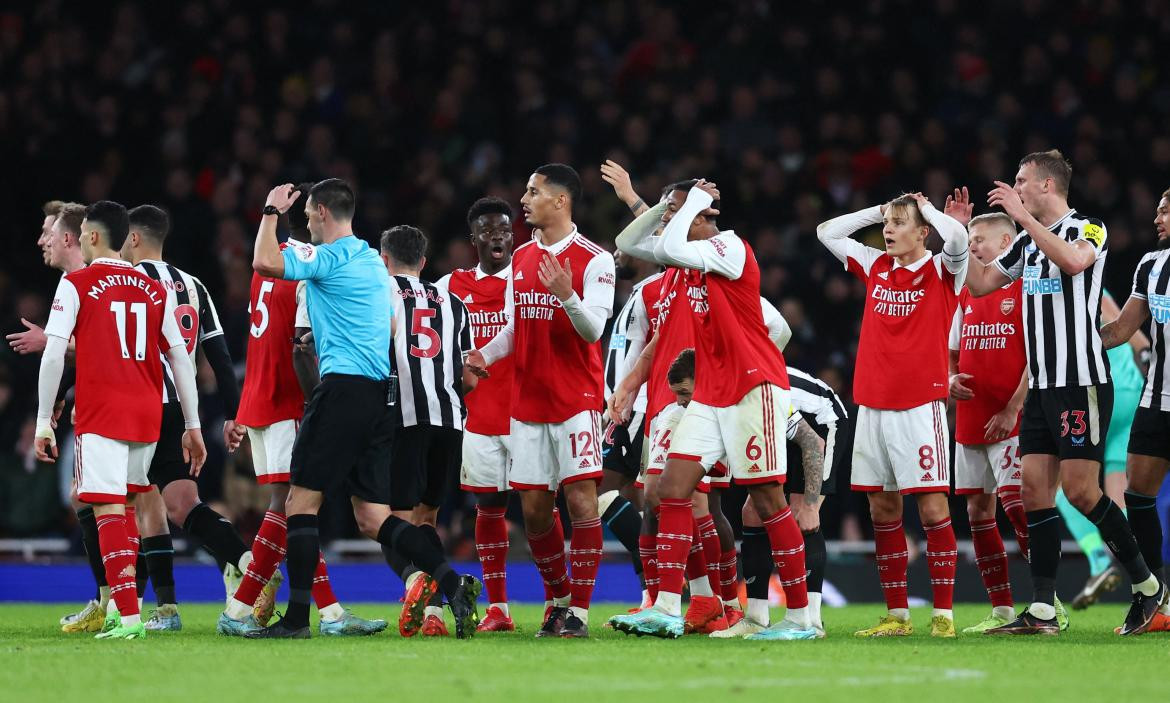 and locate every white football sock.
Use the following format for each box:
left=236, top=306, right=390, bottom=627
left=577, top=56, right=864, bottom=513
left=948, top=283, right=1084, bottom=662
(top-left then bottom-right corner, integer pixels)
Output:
left=785, top=606, right=811, bottom=628
left=1133, top=575, right=1159, bottom=597
left=121, top=613, right=141, bottom=627
left=320, top=603, right=345, bottom=621
left=552, top=595, right=570, bottom=608
left=568, top=606, right=589, bottom=624
left=933, top=608, right=953, bottom=620
left=98, top=586, right=111, bottom=610
left=688, top=577, right=714, bottom=597
left=597, top=490, right=620, bottom=516
left=746, top=597, right=770, bottom=625
left=225, top=599, right=252, bottom=620
left=490, top=602, right=510, bottom=617
left=424, top=605, right=443, bottom=619
left=808, top=592, right=823, bottom=627
left=237, top=551, right=253, bottom=574
left=993, top=605, right=1015, bottom=621
left=1028, top=602, right=1056, bottom=621
left=654, top=591, right=682, bottom=617
left=888, top=607, right=910, bottom=622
